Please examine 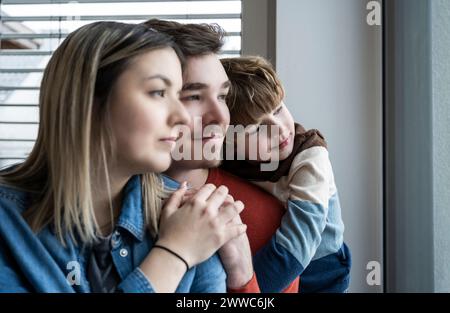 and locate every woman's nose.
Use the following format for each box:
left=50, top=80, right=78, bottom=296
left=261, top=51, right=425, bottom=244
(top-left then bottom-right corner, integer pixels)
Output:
left=169, top=98, right=191, bottom=127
